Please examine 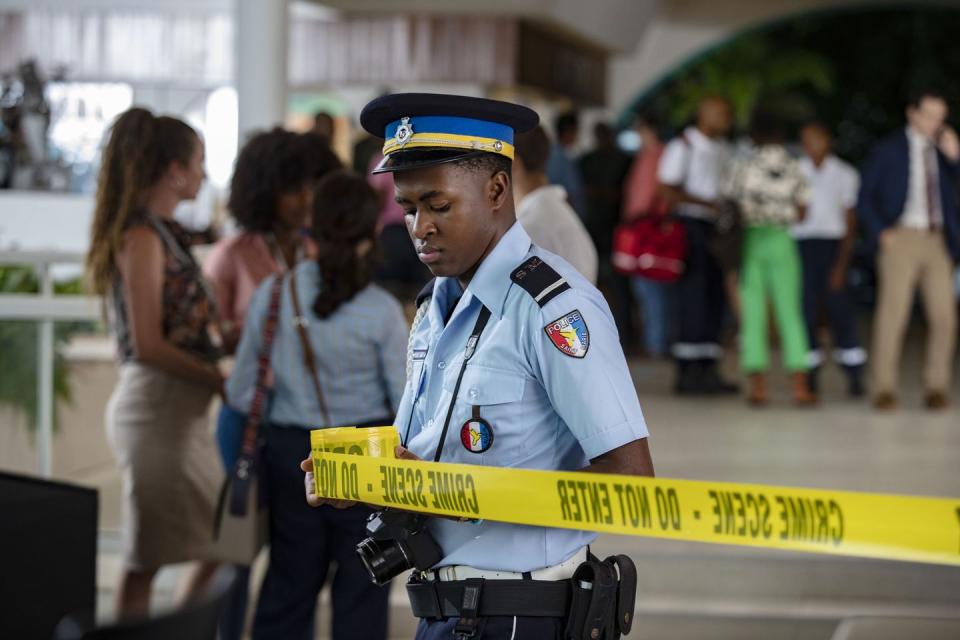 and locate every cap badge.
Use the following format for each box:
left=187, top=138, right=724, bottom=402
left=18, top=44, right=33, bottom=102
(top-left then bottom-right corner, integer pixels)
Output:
left=395, top=116, right=414, bottom=147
